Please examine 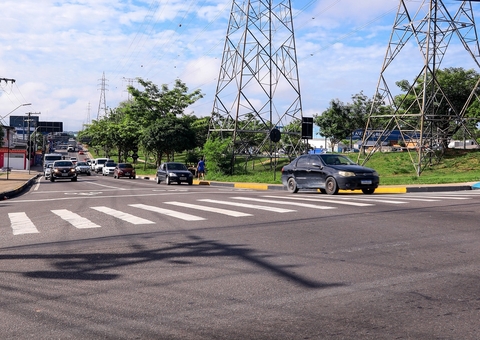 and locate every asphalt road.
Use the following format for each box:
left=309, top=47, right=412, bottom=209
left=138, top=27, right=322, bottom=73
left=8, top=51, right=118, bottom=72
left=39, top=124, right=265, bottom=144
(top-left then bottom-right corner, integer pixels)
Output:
left=1, top=172, right=479, bottom=339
